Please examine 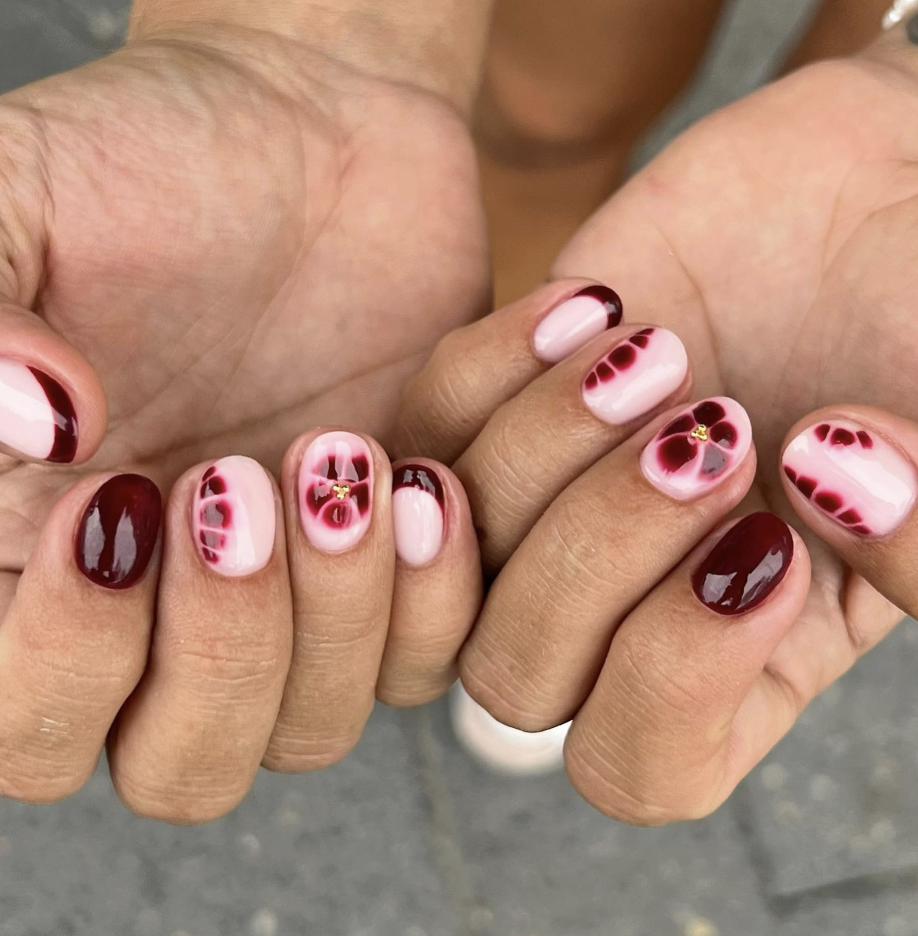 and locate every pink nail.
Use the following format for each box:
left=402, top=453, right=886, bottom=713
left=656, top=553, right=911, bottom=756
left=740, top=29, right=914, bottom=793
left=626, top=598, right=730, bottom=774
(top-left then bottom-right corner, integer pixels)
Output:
left=0, top=358, right=78, bottom=462
left=782, top=421, right=917, bottom=537
left=532, top=286, right=623, bottom=364
left=640, top=397, right=752, bottom=501
left=392, top=464, right=445, bottom=567
left=194, top=456, right=276, bottom=576
left=582, top=328, right=688, bottom=425
left=299, top=431, right=373, bottom=553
